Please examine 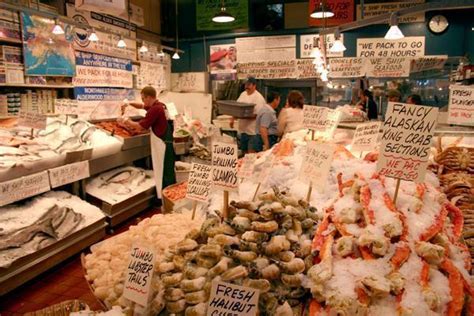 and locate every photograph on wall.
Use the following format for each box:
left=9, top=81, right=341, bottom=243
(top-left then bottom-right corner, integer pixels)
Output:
left=209, top=44, right=237, bottom=80
left=20, top=13, right=76, bottom=76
